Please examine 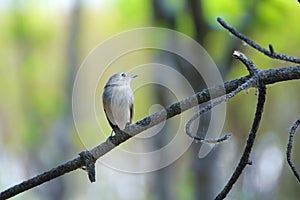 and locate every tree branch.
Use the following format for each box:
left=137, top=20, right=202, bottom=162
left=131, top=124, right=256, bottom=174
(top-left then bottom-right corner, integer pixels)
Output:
left=217, top=17, right=300, bottom=64
left=232, top=50, right=260, bottom=76
left=1, top=16, right=300, bottom=199
left=213, top=16, right=300, bottom=199
left=185, top=48, right=267, bottom=200
left=215, top=74, right=266, bottom=200
left=185, top=51, right=259, bottom=143
left=1, top=65, right=299, bottom=199
left=286, top=119, right=300, bottom=183
left=0, top=157, right=83, bottom=200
